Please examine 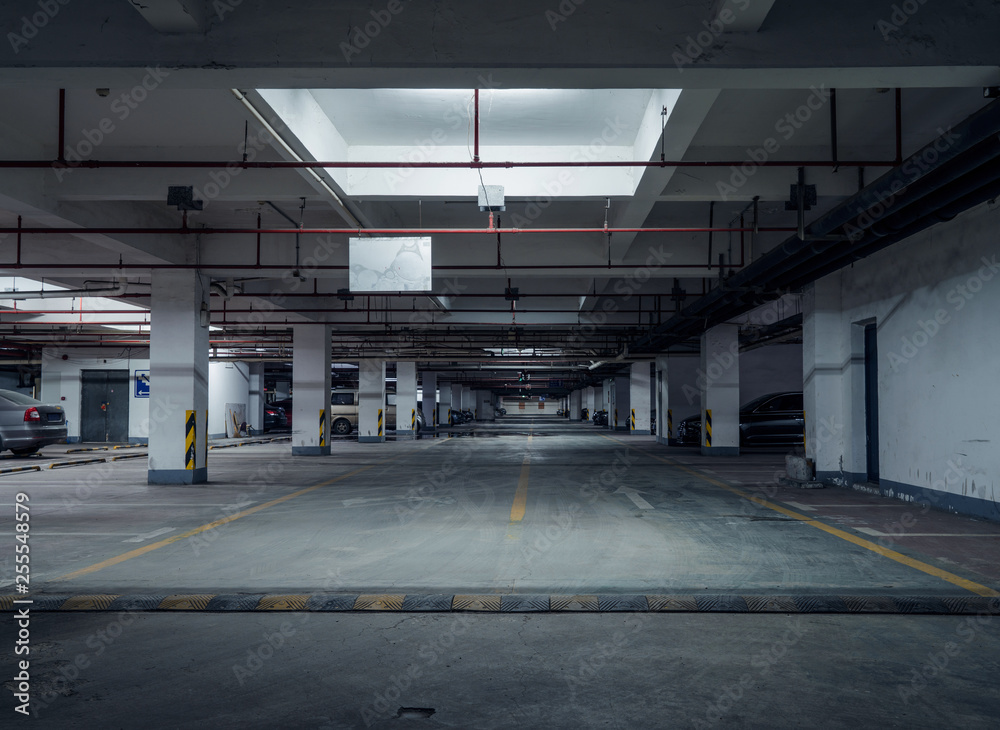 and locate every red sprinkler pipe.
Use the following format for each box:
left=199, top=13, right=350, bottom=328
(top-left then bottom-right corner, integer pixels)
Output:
left=474, top=89, right=481, bottom=163
left=0, top=225, right=793, bottom=236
